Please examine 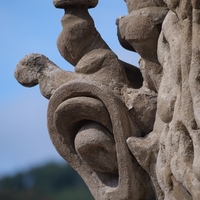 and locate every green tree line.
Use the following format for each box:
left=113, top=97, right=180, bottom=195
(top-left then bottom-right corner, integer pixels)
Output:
left=0, top=162, right=94, bottom=200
